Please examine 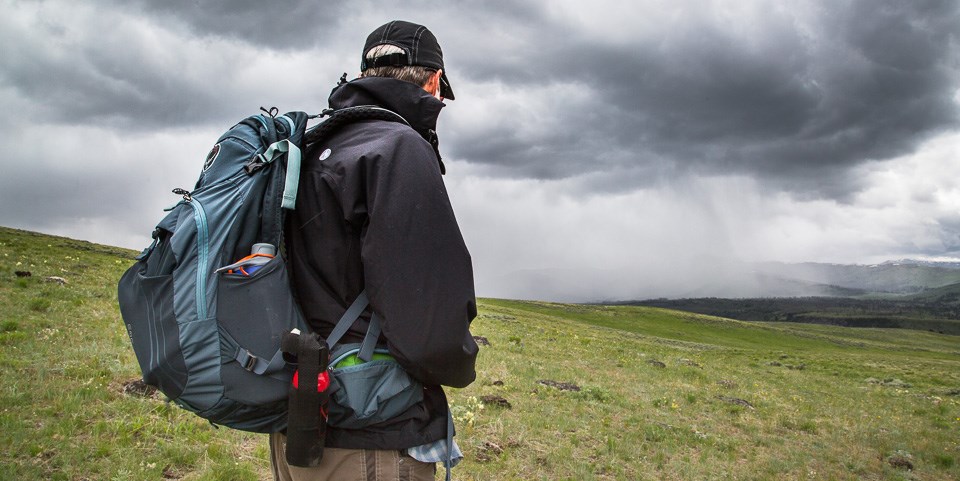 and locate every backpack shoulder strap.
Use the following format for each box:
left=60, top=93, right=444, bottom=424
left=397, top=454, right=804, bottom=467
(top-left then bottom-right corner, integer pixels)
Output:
left=325, top=290, right=370, bottom=348
left=323, top=290, right=383, bottom=363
